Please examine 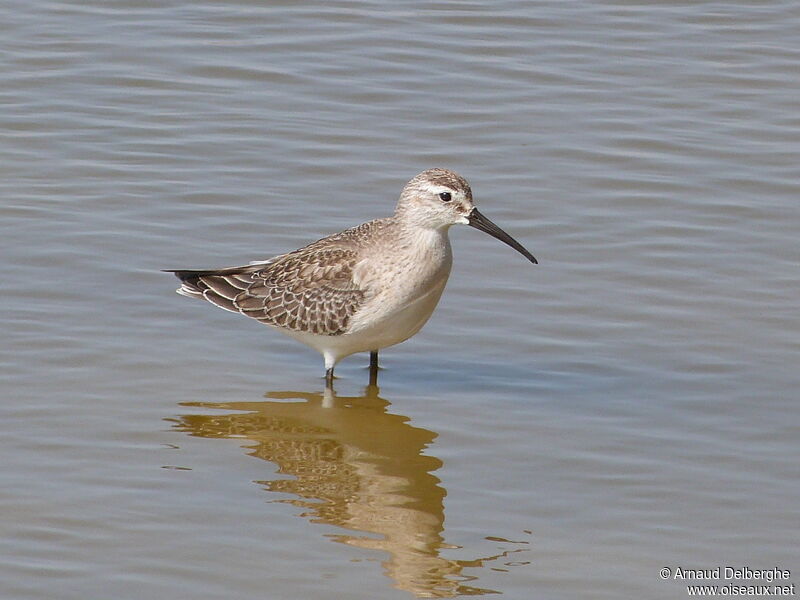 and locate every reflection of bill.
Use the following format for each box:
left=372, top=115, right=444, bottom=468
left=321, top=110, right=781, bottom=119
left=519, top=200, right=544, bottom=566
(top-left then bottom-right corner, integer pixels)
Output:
left=174, top=385, right=528, bottom=598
